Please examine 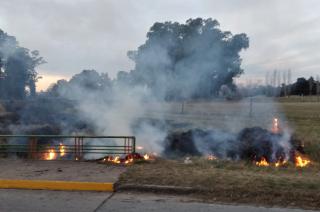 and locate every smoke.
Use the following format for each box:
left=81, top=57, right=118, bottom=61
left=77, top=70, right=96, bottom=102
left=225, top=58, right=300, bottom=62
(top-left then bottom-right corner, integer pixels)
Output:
left=53, top=70, right=168, bottom=155
left=126, top=18, right=249, bottom=100
left=44, top=15, right=289, bottom=159
left=164, top=127, right=294, bottom=162
left=1, top=18, right=294, bottom=162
